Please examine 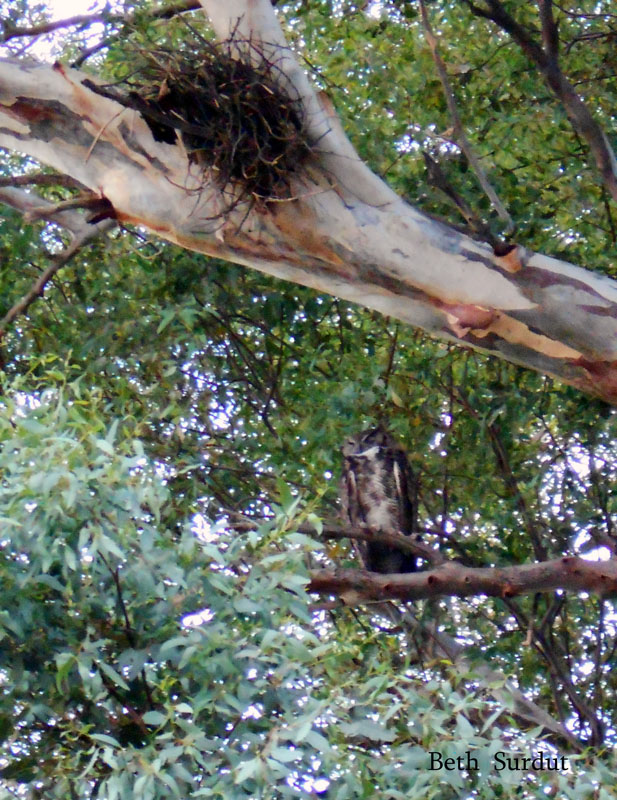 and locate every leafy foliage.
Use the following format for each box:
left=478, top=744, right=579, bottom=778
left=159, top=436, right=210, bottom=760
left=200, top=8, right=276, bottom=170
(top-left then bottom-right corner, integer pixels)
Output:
left=1, top=0, right=617, bottom=797
left=0, top=378, right=610, bottom=798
